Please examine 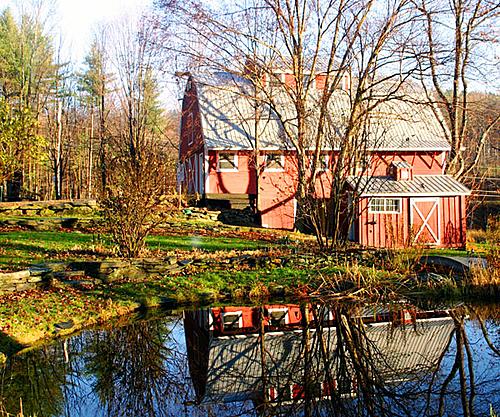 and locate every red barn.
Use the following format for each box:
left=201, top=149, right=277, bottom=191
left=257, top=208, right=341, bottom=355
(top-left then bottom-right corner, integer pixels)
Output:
left=178, top=71, right=470, bottom=247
